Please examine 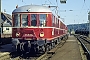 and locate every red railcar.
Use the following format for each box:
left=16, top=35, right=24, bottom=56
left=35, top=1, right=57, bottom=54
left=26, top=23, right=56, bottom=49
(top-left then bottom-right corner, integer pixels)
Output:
left=12, top=5, right=68, bottom=53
